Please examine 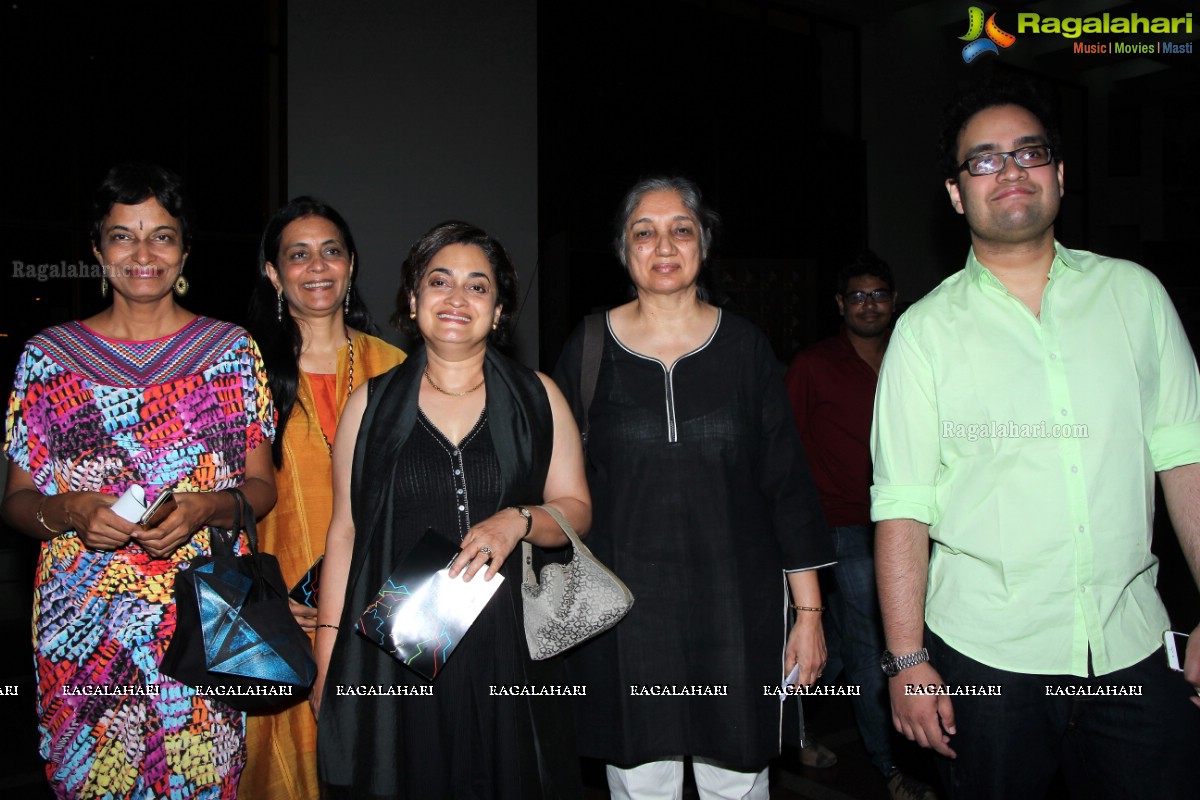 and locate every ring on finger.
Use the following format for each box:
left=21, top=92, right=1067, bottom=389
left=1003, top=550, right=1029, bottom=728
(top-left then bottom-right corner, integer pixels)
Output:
left=479, top=545, right=493, bottom=557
